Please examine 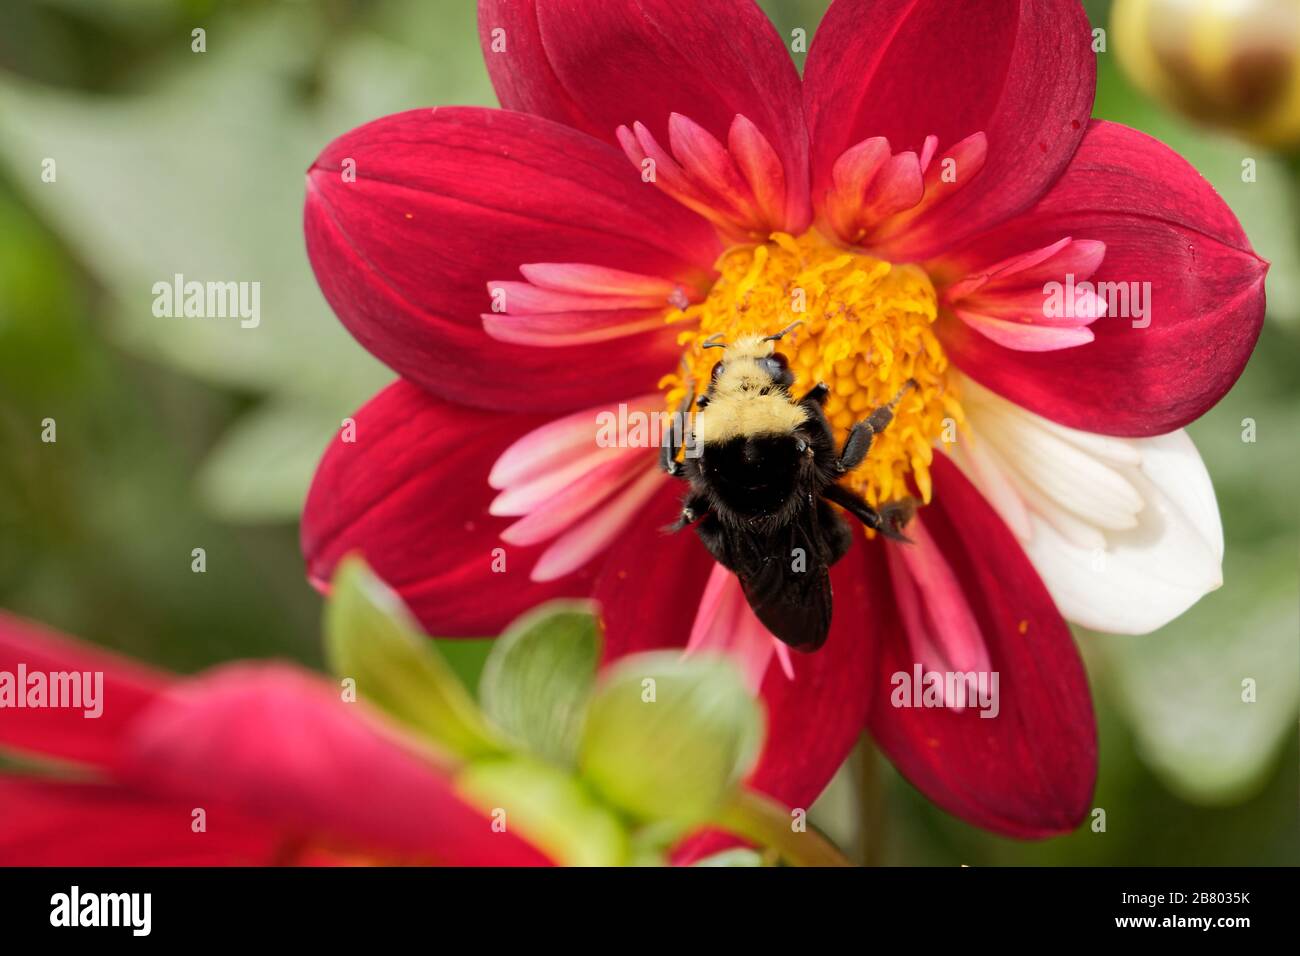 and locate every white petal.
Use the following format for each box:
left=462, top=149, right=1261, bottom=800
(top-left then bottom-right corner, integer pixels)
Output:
left=975, top=402, right=1144, bottom=530
left=948, top=439, right=1032, bottom=541
left=955, top=378, right=1224, bottom=635
left=1022, top=446, right=1224, bottom=634
left=1136, top=430, right=1224, bottom=565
